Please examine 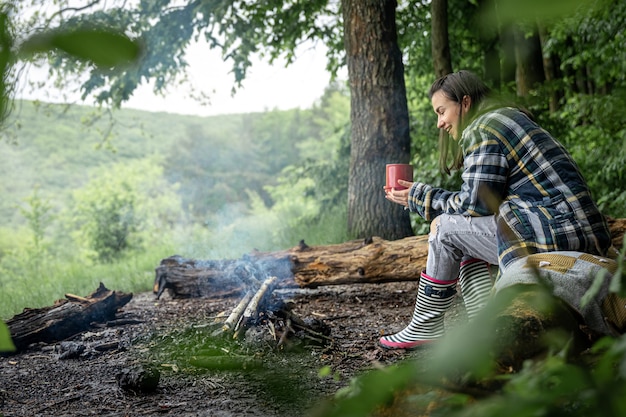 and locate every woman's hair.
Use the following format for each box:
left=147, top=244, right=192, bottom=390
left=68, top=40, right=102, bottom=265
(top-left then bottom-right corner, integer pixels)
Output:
left=428, top=70, right=491, bottom=174
left=427, top=70, right=535, bottom=174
